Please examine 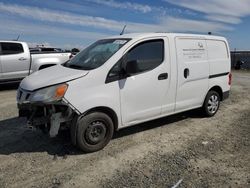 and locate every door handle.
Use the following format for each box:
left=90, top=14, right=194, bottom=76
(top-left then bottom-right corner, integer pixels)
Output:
left=18, top=57, right=27, bottom=61
left=158, top=73, right=168, bottom=80
left=184, top=68, right=189, bottom=78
